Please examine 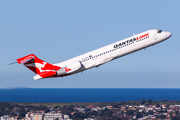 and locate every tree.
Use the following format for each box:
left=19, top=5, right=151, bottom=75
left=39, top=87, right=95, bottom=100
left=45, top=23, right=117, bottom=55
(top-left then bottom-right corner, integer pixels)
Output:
left=99, top=109, right=112, bottom=118
left=148, top=110, right=153, bottom=115
left=156, top=104, right=160, bottom=107
left=126, top=110, right=134, bottom=115
left=148, top=99, right=153, bottom=105
left=157, top=115, right=166, bottom=119
left=172, top=116, right=179, bottom=120
left=17, top=116, right=24, bottom=119
left=90, top=110, right=98, bottom=116
left=141, top=98, right=146, bottom=104
left=72, top=112, right=85, bottom=119
left=122, top=100, right=125, bottom=105
left=136, top=112, right=142, bottom=118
